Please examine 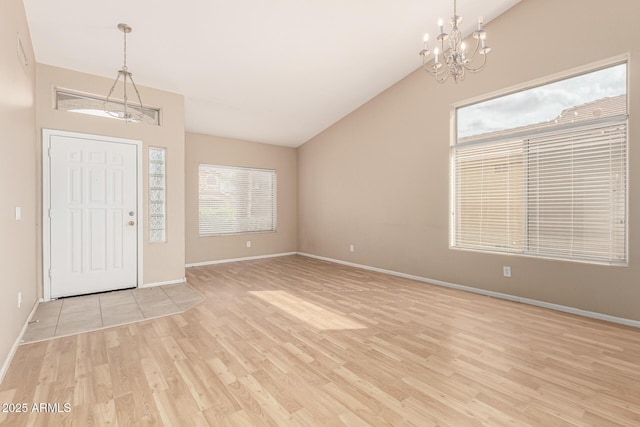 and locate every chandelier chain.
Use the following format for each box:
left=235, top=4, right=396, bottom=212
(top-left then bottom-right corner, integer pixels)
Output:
left=122, top=27, right=127, bottom=71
